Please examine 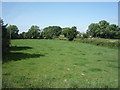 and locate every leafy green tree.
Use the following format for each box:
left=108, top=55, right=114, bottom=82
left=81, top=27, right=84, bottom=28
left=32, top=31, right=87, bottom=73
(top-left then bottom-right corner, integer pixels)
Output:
left=99, top=20, right=109, bottom=29
left=25, top=32, right=29, bottom=39
left=18, top=32, right=26, bottom=39
left=1, top=19, right=10, bottom=54
left=87, top=20, right=120, bottom=39
left=62, top=26, right=78, bottom=41
left=42, top=26, right=62, bottom=39
left=106, top=24, right=120, bottom=39
left=7, top=25, right=19, bottom=39
left=98, top=20, right=109, bottom=38
left=87, top=23, right=100, bottom=37
left=62, top=28, right=70, bottom=37
left=27, top=25, right=40, bottom=39
left=41, top=29, right=53, bottom=39
left=76, top=31, right=81, bottom=38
